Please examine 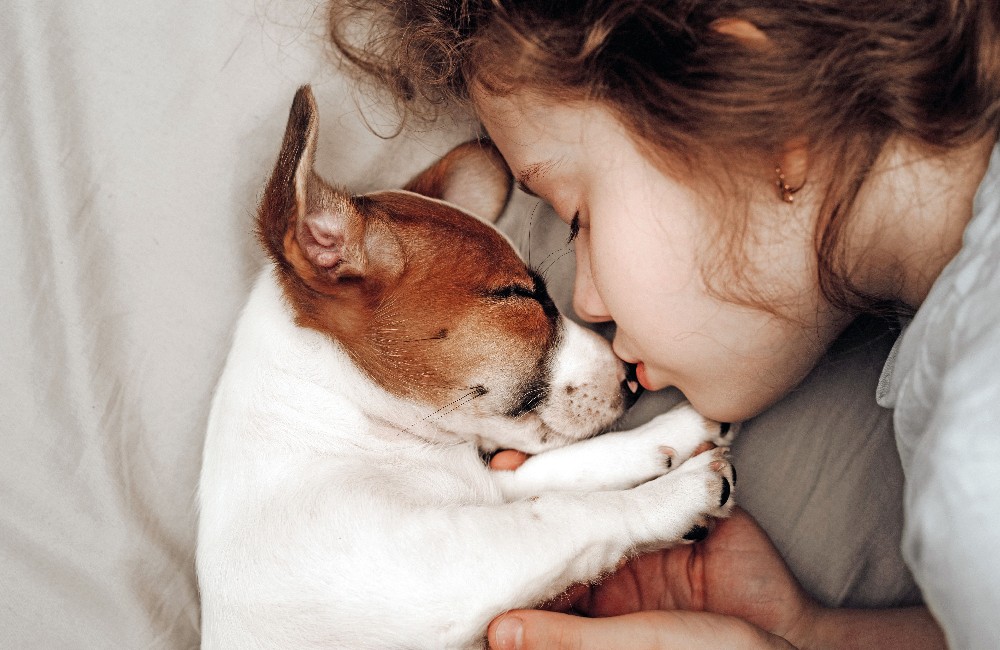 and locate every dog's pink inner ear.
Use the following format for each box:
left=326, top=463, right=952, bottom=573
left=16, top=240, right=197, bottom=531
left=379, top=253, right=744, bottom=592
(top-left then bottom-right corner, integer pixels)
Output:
left=298, top=210, right=345, bottom=269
